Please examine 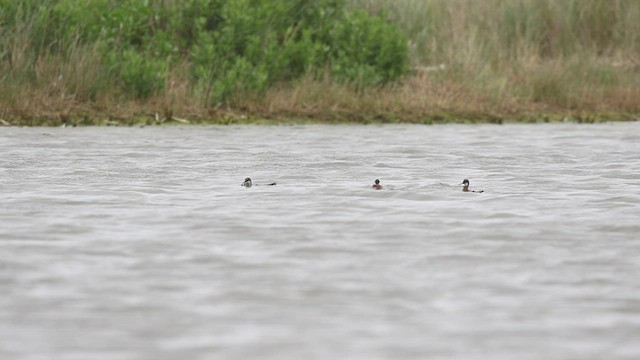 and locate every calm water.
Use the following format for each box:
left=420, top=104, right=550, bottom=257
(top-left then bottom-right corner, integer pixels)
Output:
left=1, top=123, right=640, bottom=360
